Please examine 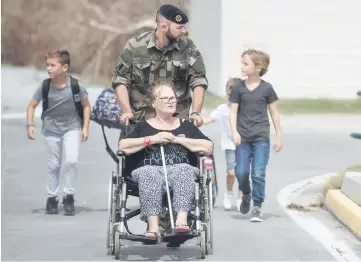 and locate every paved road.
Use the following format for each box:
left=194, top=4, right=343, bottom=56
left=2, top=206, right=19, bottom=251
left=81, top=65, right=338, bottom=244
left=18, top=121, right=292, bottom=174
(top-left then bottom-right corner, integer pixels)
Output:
left=2, top=115, right=361, bottom=261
